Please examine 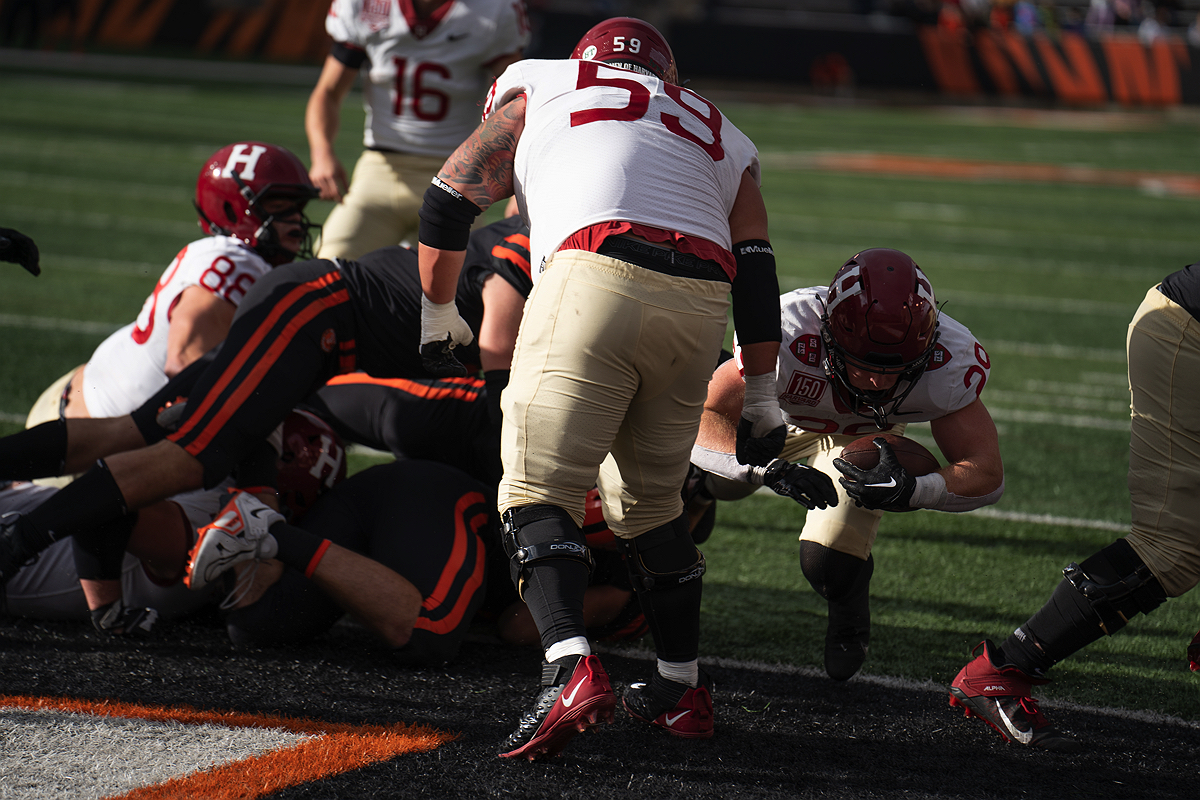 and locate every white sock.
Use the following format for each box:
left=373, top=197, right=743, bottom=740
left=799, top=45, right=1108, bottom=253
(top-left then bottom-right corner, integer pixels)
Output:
left=545, top=636, right=591, bottom=664
left=657, top=658, right=698, bottom=688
